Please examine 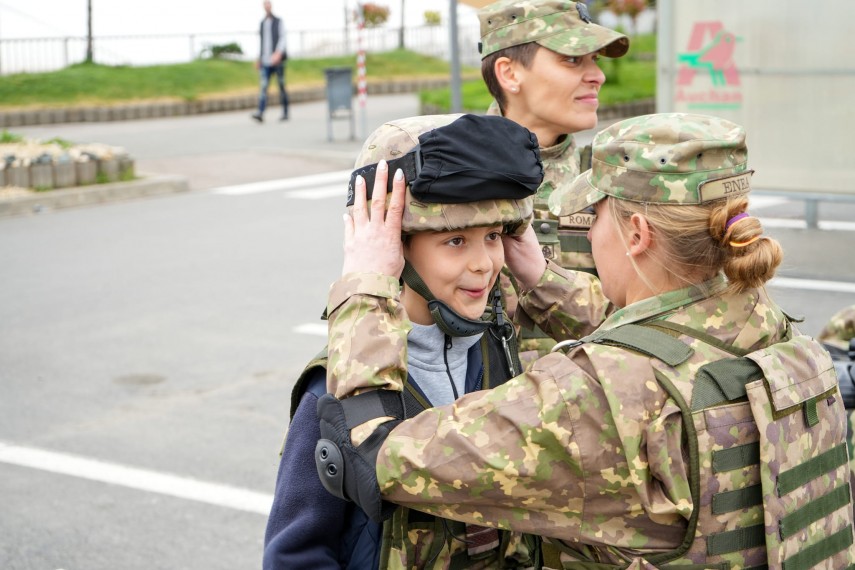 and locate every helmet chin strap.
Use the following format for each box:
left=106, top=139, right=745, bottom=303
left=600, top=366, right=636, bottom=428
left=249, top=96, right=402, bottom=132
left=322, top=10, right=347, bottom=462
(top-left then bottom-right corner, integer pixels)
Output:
left=401, top=262, right=496, bottom=338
